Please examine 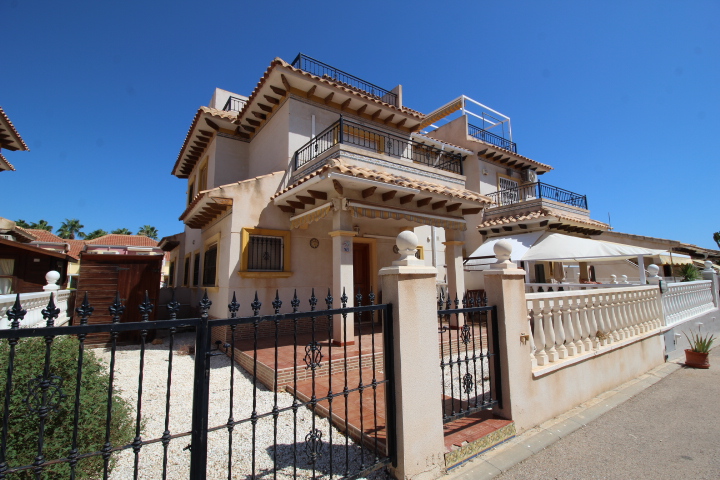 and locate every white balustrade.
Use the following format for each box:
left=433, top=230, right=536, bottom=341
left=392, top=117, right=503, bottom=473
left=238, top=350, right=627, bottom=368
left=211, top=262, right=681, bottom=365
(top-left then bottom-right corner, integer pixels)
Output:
left=525, top=283, right=643, bottom=293
left=526, top=286, right=662, bottom=368
left=662, top=280, right=715, bottom=328
left=0, top=290, right=73, bottom=329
